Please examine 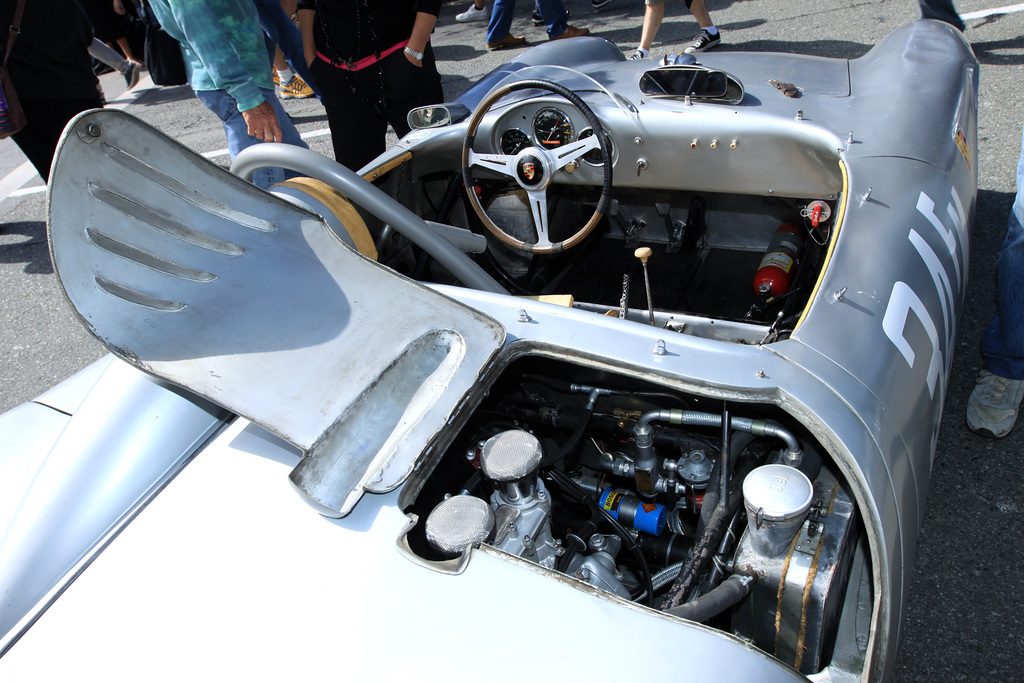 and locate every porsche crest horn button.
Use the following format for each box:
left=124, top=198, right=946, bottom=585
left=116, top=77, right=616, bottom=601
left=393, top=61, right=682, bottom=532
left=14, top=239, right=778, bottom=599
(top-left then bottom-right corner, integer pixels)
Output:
left=517, top=155, right=544, bottom=186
